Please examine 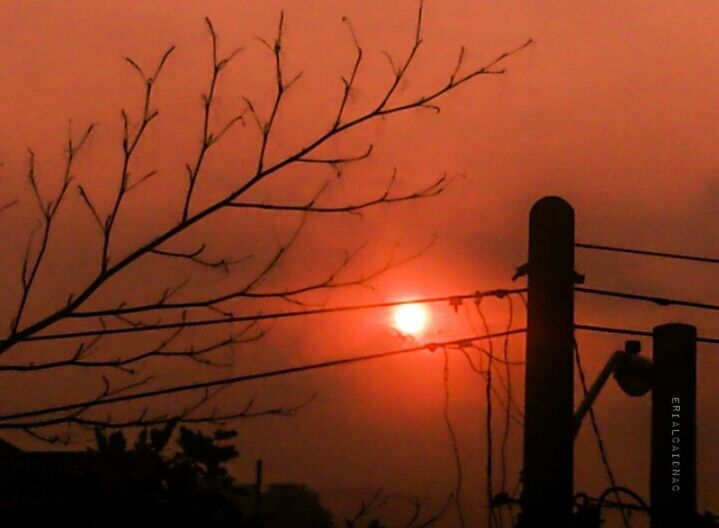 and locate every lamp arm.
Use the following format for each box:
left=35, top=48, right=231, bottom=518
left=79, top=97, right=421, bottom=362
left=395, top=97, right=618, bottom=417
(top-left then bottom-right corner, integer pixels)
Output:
left=572, top=351, right=623, bottom=439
